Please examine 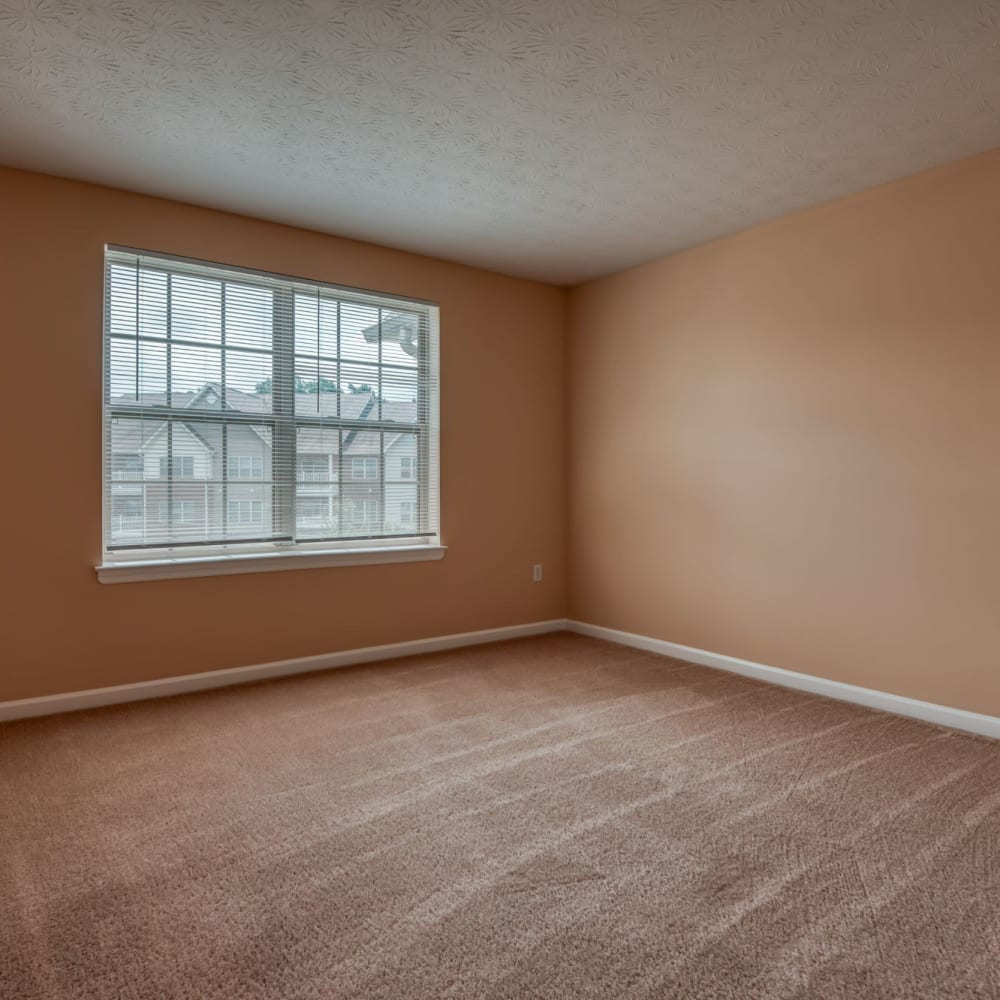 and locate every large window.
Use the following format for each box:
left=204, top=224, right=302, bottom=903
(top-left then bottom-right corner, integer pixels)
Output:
left=102, top=247, right=440, bottom=575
